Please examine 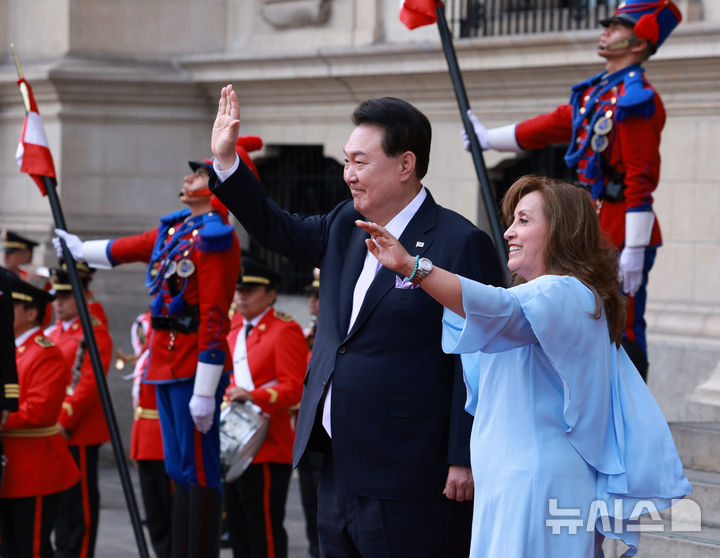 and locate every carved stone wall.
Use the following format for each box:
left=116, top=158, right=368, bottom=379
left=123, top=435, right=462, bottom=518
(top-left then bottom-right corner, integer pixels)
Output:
left=261, top=0, right=331, bottom=28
